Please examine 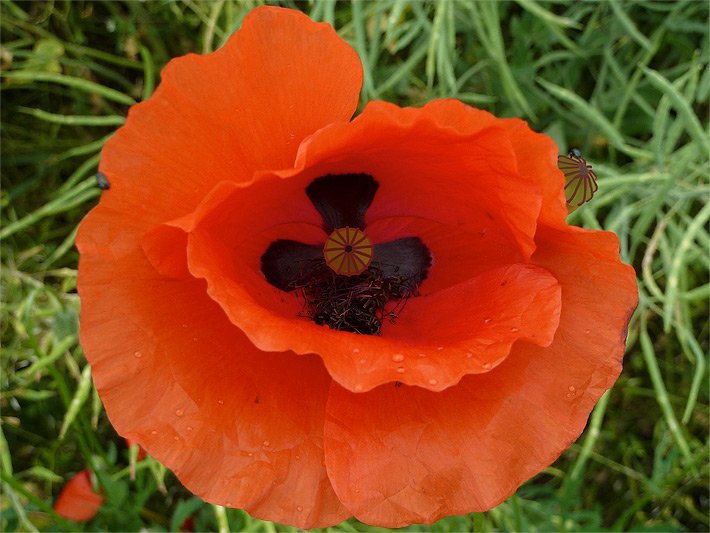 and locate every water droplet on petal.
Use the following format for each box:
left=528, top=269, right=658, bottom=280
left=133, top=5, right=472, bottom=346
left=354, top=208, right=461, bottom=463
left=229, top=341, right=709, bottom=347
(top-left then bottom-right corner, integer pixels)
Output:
left=186, top=426, right=193, bottom=432
left=263, top=440, right=270, bottom=447
left=428, top=378, right=438, bottom=385
left=417, top=353, right=427, bottom=358
left=150, top=430, right=157, bottom=435
left=133, top=351, right=142, bottom=358
left=359, top=358, right=367, bottom=364
left=510, top=327, right=520, bottom=332
left=352, top=348, right=360, bottom=354
left=354, top=384, right=364, bottom=392
left=173, top=436, right=179, bottom=441
left=568, top=385, right=576, bottom=392
left=175, top=409, right=184, bottom=417
left=217, top=399, right=224, bottom=405
left=396, top=366, right=405, bottom=373
left=392, top=353, right=405, bottom=362
left=247, top=452, right=253, bottom=457
left=181, top=323, right=188, bottom=328
left=484, top=318, right=492, bottom=325
left=297, top=506, right=303, bottom=512
left=466, top=352, right=474, bottom=359
left=436, top=346, right=444, bottom=351
left=483, top=362, right=492, bottom=369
